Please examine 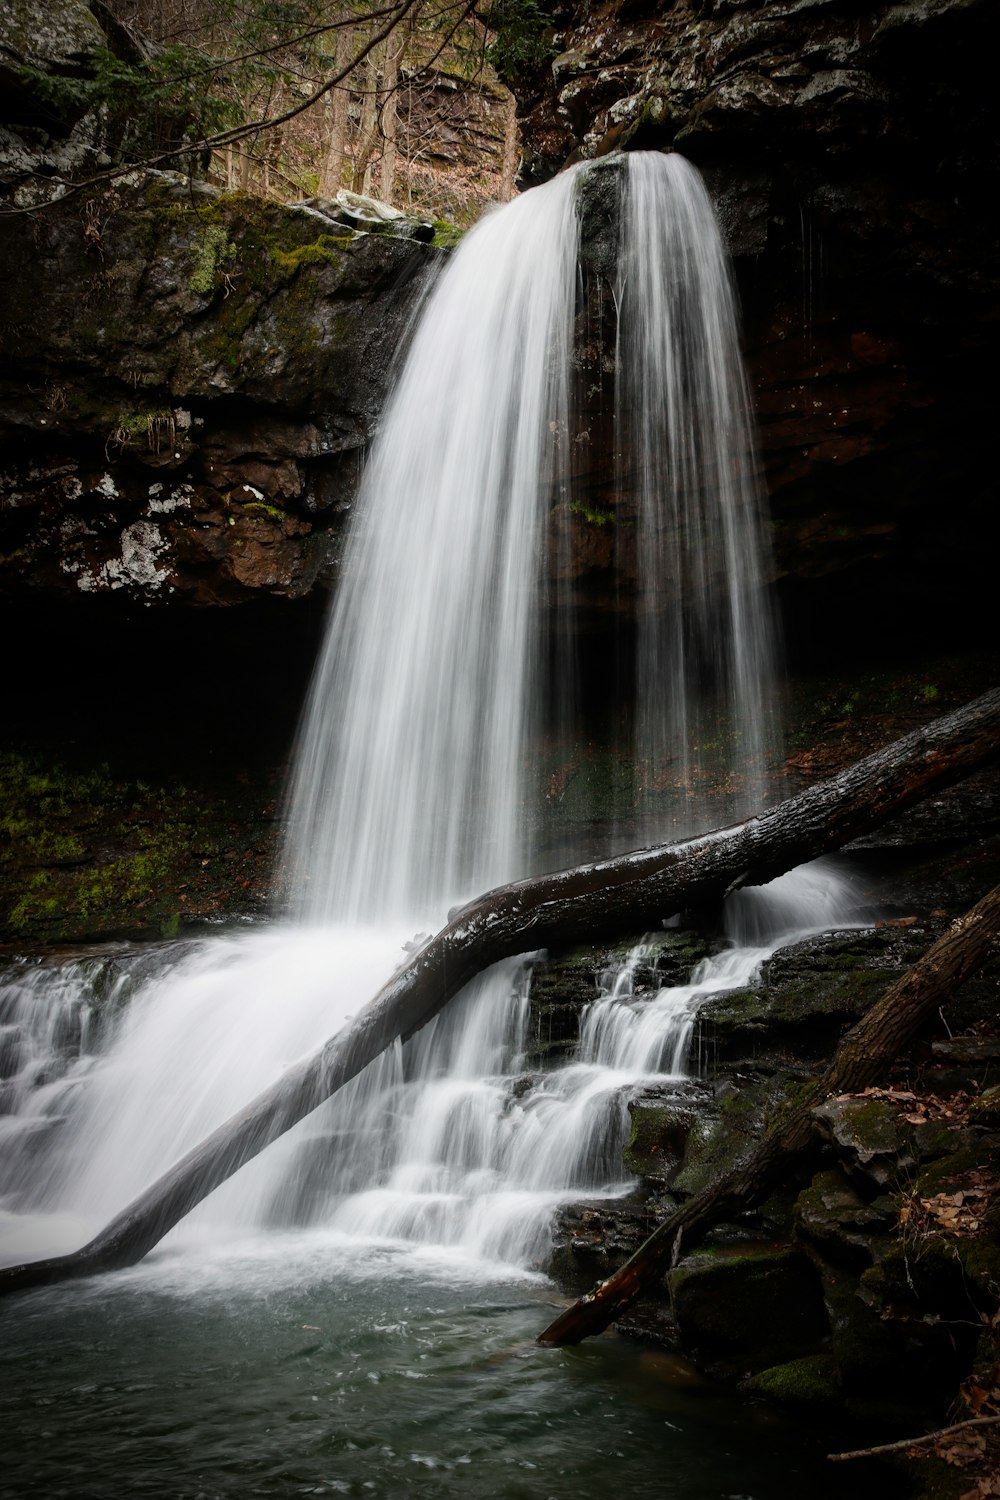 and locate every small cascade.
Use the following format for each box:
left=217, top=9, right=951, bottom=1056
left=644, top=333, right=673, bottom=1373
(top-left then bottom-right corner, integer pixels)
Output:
left=1, top=152, right=862, bottom=1279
